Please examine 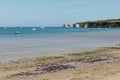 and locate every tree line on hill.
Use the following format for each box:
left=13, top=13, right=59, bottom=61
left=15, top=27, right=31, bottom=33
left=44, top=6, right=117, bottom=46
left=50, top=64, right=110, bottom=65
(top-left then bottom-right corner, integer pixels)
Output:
left=63, top=19, right=120, bottom=28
